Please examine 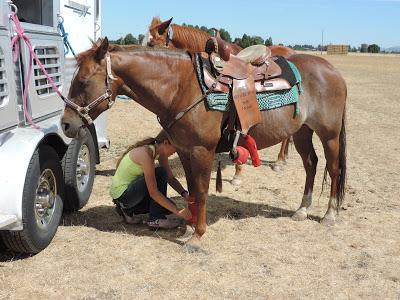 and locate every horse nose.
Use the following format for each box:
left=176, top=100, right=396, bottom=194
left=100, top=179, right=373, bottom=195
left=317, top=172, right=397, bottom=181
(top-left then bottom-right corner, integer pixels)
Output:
left=61, top=121, right=70, bottom=132
left=61, top=121, right=77, bottom=138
